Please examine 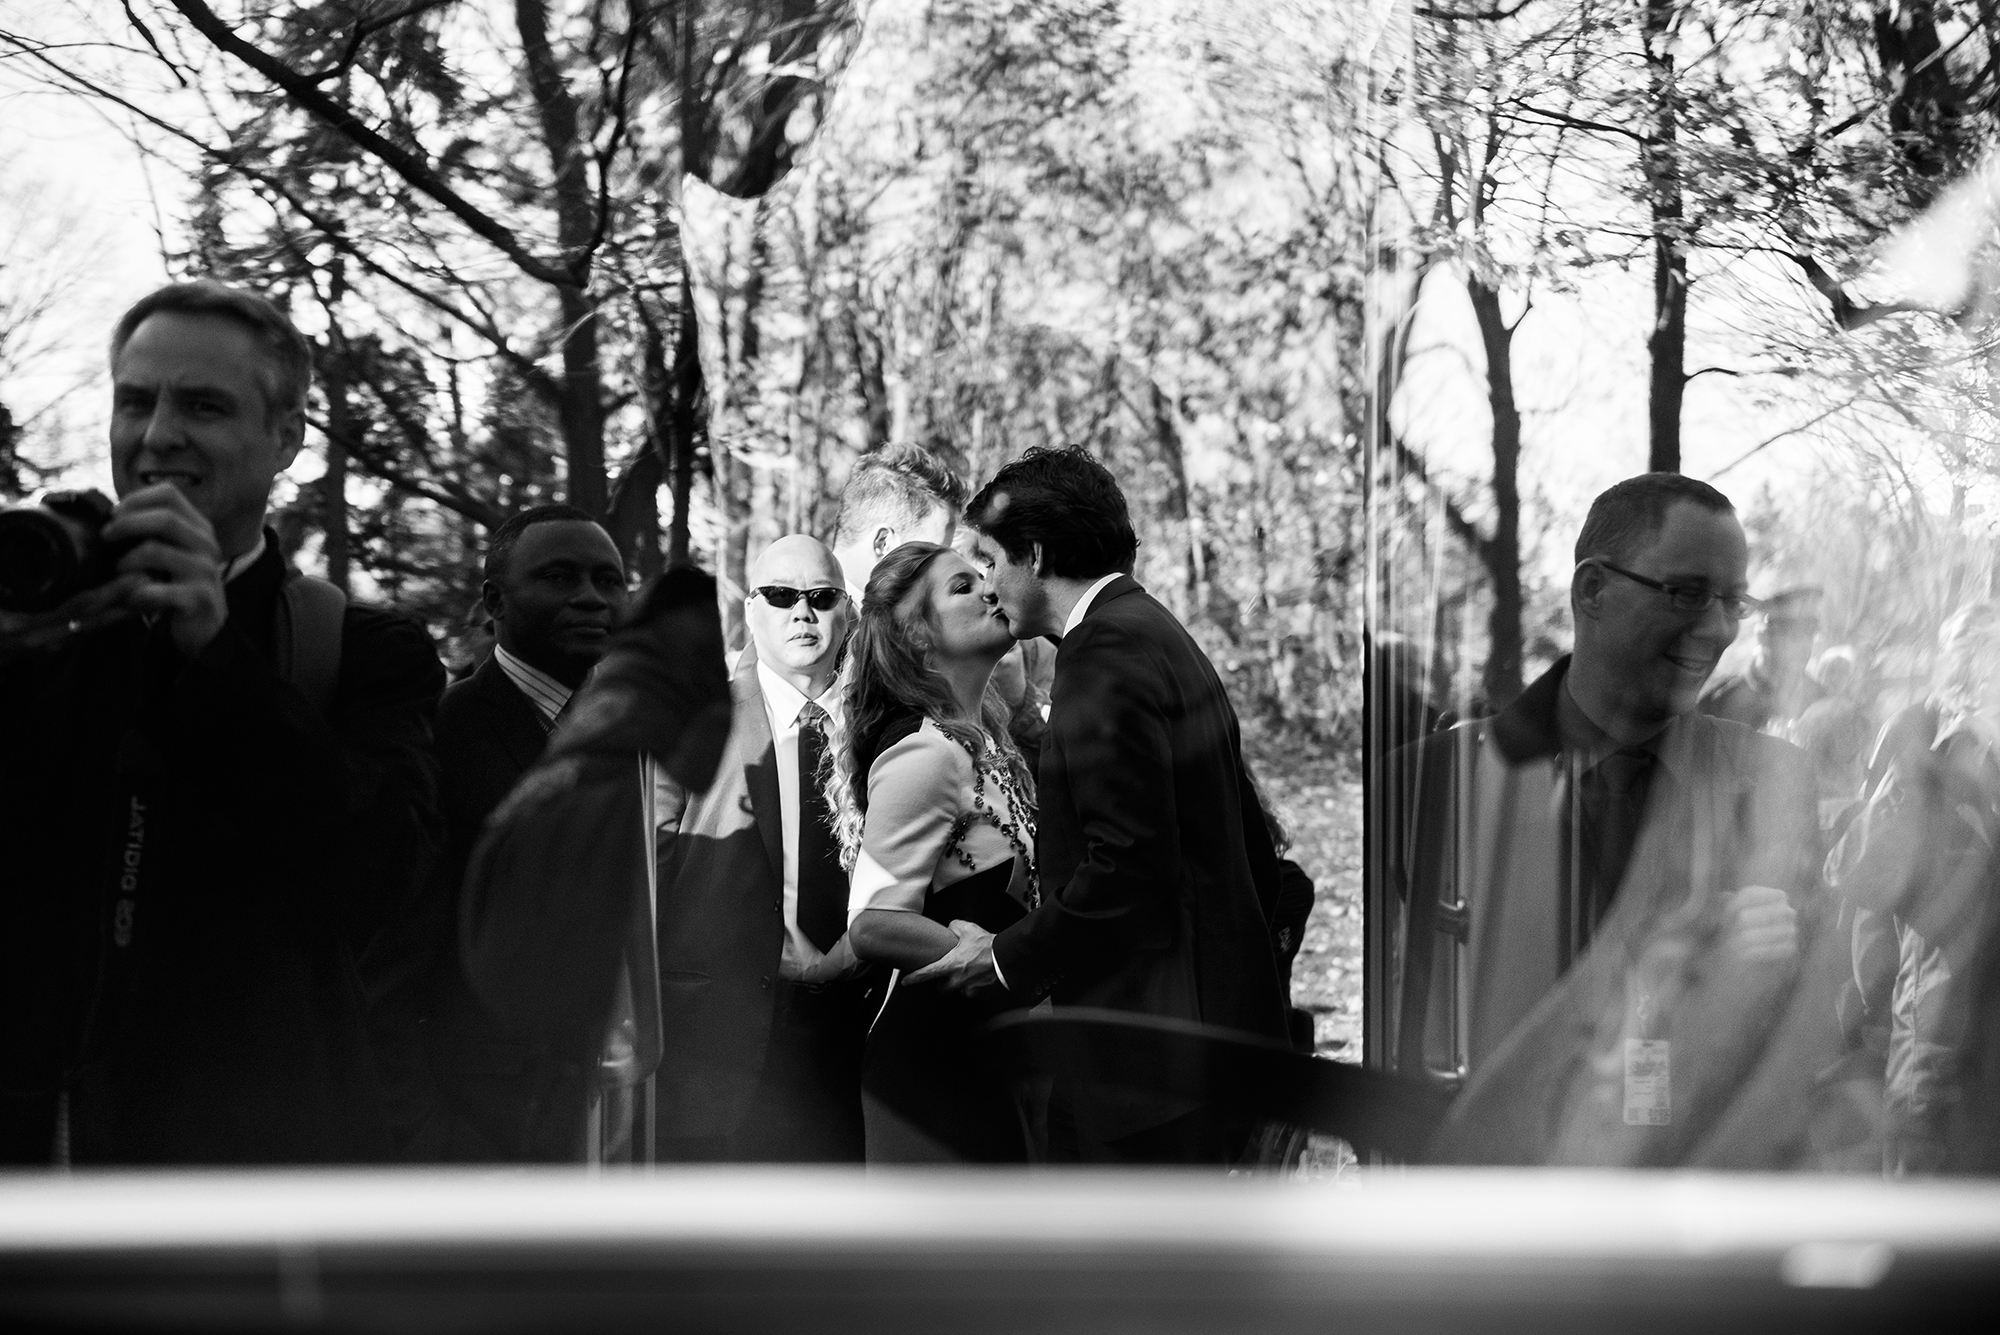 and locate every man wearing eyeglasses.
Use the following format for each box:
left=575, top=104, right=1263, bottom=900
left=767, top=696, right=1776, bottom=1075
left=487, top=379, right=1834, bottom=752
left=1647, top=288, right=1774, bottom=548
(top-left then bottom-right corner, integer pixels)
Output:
left=646, top=534, right=868, bottom=1161
left=1391, top=473, right=1826, bottom=1166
